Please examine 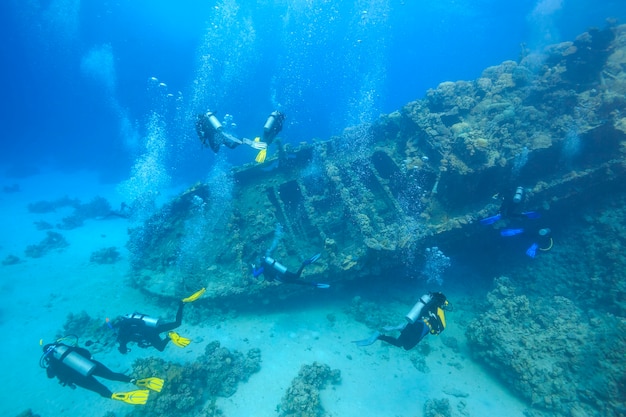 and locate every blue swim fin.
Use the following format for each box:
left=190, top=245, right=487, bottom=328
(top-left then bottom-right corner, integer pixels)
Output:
left=500, top=228, right=525, bottom=237
left=480, top=214, right=501, bottom=225
left=526, top=243, right=539, bottom=258
left=521, top=211, right=541, bottom=219
left=313, top=282, right=330, bottom=289
left=303, top=253, right=321, bottom=265
left=352, top=331, right=380, bottom=347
